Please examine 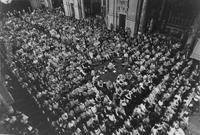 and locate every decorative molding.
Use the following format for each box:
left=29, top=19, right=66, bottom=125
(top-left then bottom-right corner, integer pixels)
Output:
left=127, top=16, right=135, bottom=21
